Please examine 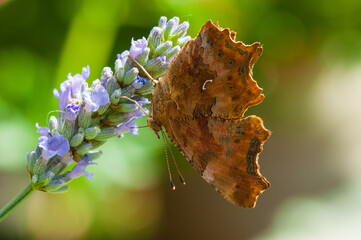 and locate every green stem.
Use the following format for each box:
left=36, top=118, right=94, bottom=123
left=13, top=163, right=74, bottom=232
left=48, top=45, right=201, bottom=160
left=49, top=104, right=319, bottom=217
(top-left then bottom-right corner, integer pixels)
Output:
left=0, top=184, right=34, bottom=222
